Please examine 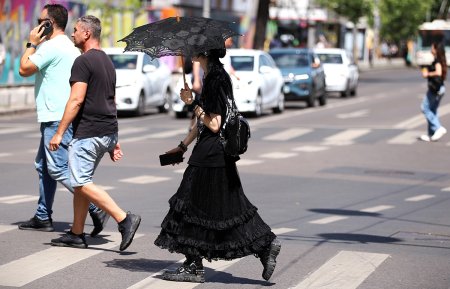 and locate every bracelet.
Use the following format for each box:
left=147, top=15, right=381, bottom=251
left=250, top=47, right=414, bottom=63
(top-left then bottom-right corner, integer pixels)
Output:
left=198, top=111, right=205, bottom=118
left=178, top=141, right=188, bottom=152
